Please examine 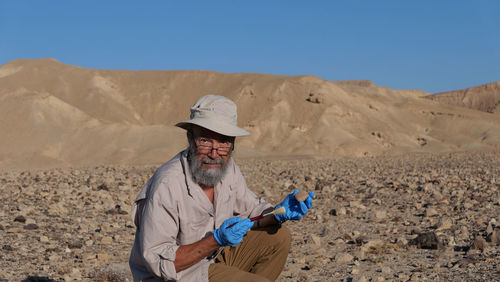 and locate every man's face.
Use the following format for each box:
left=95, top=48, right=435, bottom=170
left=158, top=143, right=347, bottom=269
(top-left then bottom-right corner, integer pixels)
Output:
left=187, top=126, right=235, bottom=187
